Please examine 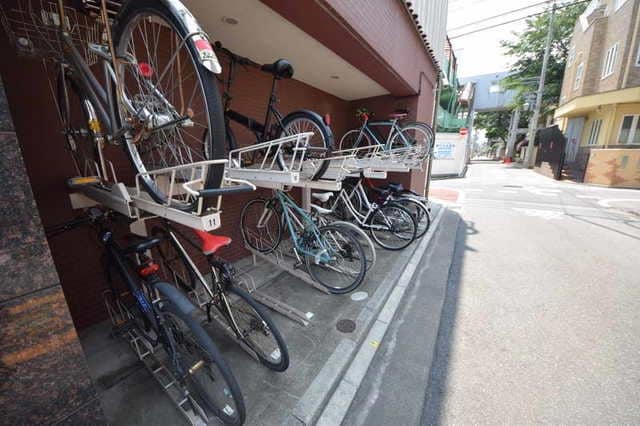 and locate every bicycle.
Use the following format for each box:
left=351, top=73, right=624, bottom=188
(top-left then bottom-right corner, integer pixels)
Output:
left=342, top=177, right=431, bottom=239
left=215, top=42, right=333, bottom=180
left=240, top=190, right=367, bottom=294
left=338, top=109, right=434, bottom=154
left=150, top=221, right=290, bottom=372
left=310, top=179, right=418, bottom=250
left=46, top=208, right=245, bottom=425
left=2, top=0, right=229, bottom=211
